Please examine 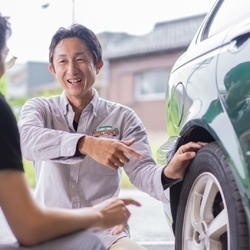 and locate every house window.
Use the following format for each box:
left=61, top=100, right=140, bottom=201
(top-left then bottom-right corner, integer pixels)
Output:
left=134, top=69, right=169, bottom=101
